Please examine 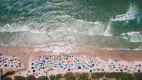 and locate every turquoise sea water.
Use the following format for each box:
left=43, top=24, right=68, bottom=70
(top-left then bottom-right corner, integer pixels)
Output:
left=0, top=0, right=142, bottom=50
